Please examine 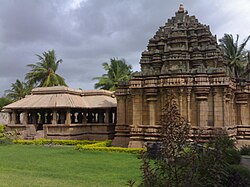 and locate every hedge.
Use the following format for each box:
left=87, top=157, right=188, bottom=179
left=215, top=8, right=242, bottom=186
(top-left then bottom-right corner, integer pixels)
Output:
left=75, top=141, right=145, bottom=154
left=14, top=139, right=145, bottom=154
left=14, top=139, right=99, bottom=146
